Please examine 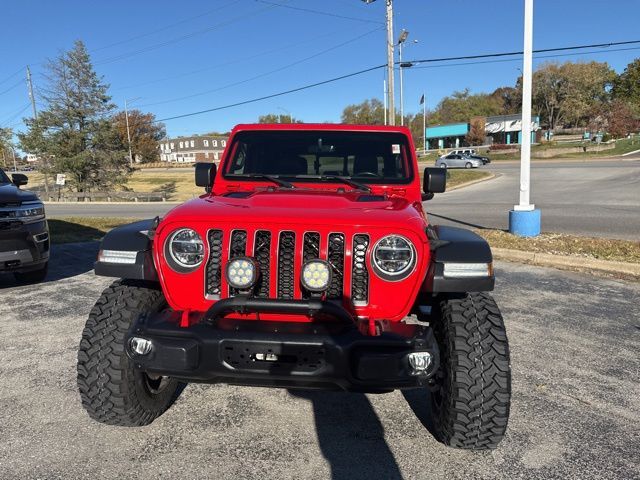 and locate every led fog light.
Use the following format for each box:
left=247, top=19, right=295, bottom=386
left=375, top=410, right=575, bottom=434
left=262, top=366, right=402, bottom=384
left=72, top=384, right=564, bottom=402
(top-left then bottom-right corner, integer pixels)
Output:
left=301, top=260, right=331, bottom=292
left=407, top=352, right=432, bottom=375
left=129, top=337, right=153, bottom=356
left=226, top=257, right=258, bottom=289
